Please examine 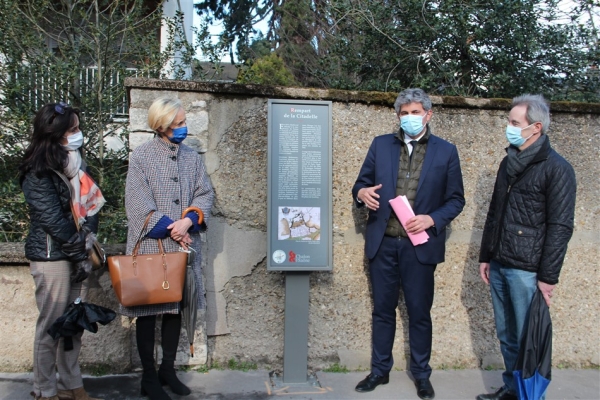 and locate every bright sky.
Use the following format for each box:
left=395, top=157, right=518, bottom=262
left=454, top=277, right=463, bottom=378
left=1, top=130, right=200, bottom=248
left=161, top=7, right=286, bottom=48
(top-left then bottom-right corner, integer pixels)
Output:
left=192, top=0, right=598, bottom=61
left=192, top=0, right=269, bottom=62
